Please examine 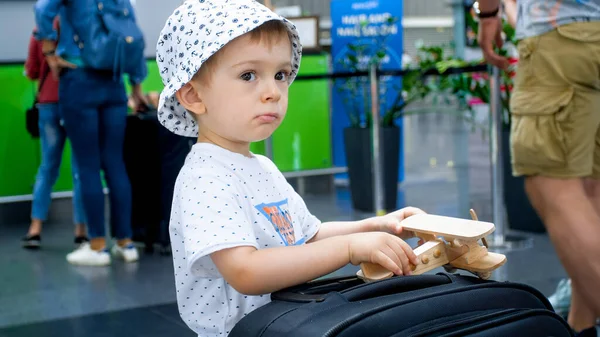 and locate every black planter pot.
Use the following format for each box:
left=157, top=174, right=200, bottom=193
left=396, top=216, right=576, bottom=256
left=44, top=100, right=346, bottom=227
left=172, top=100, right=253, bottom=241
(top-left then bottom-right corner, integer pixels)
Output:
left=501, top=128, right=546, bottom=233
left=343, top=127, right=400, bottom=212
